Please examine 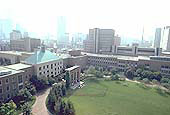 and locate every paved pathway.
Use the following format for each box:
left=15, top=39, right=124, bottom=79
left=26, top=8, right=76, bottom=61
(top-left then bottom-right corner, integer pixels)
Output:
left=32, top=88, right=52, bottom=115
